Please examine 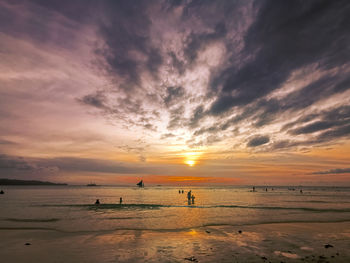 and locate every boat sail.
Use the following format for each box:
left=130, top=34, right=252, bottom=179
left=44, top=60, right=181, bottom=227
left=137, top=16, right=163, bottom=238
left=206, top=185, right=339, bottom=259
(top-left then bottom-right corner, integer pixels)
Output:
left=136, top=180, right=144, bottom=188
